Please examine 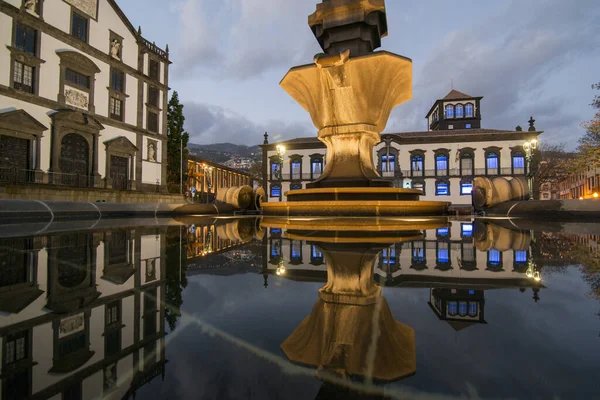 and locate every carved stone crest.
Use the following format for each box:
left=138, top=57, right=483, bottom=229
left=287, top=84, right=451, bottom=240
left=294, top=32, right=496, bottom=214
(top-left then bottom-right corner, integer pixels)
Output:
left=65, top=0, right=97, bottom=19
left=59, top=313, right=84, bottom=338
left=65, top=87, right=89, bottom=110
